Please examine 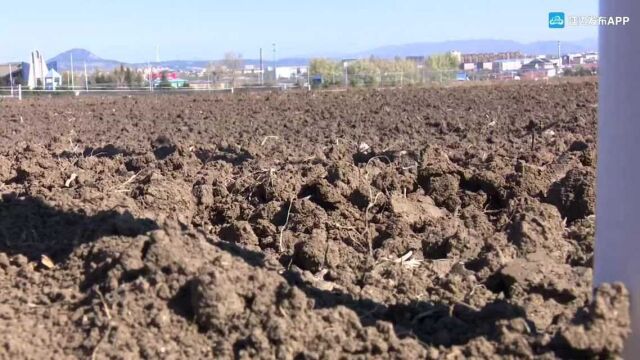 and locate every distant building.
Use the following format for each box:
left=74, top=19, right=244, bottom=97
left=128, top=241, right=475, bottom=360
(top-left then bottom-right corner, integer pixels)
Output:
left=275, top=65, right=307, bottom=80
left=406, top=56, right=425, bottom=63
left=563, top=53, right=584, bottom=66
left=492, top=58, right=532, bottom=72
left=44, top=69, right=62, bottom=90
left=153, top=70, right=187, bottom=88
left=462, top=63, right=476, bottom=71
left=549, top=58, right=562, bottom=69
left=584, top=52, right=599, bottom=62
left=480, top=62, right=493, bottom=71
left=243, top=64, right=264, bottom=75
left=521, top=58, right=557, bottom=77
left=462, top=51, right=523, bottom=64
left=153, top=77, right=187, bottom=88
left=27, top=50, right=48, bottom=89
left=0, top=63, right=24, bottom=87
